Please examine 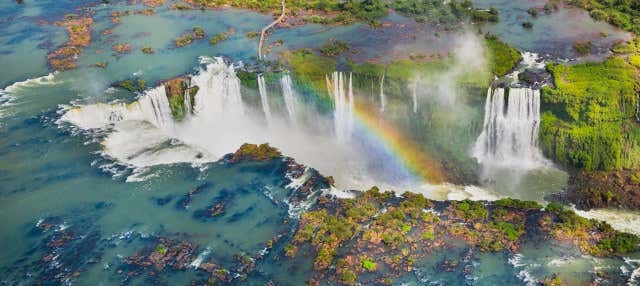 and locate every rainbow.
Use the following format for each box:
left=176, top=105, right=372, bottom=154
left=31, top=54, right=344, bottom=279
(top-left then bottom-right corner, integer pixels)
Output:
left=315, top=74, right=446, bottom=184
left=351, top=99, right=445, bottom=184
